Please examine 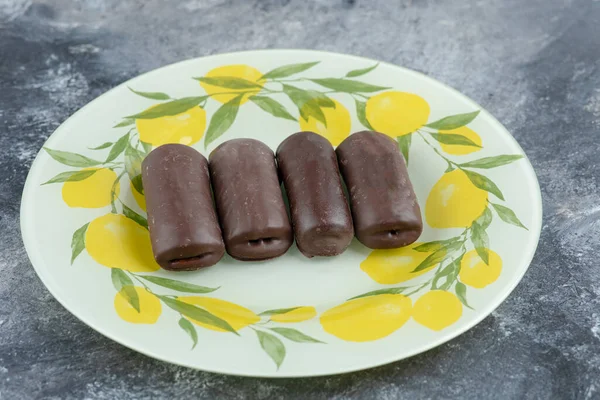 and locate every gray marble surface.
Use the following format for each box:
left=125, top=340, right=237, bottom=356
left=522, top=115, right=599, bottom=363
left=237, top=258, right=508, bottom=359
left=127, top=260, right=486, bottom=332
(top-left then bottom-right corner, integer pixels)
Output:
left=1, top=0, right=599, bottom=398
